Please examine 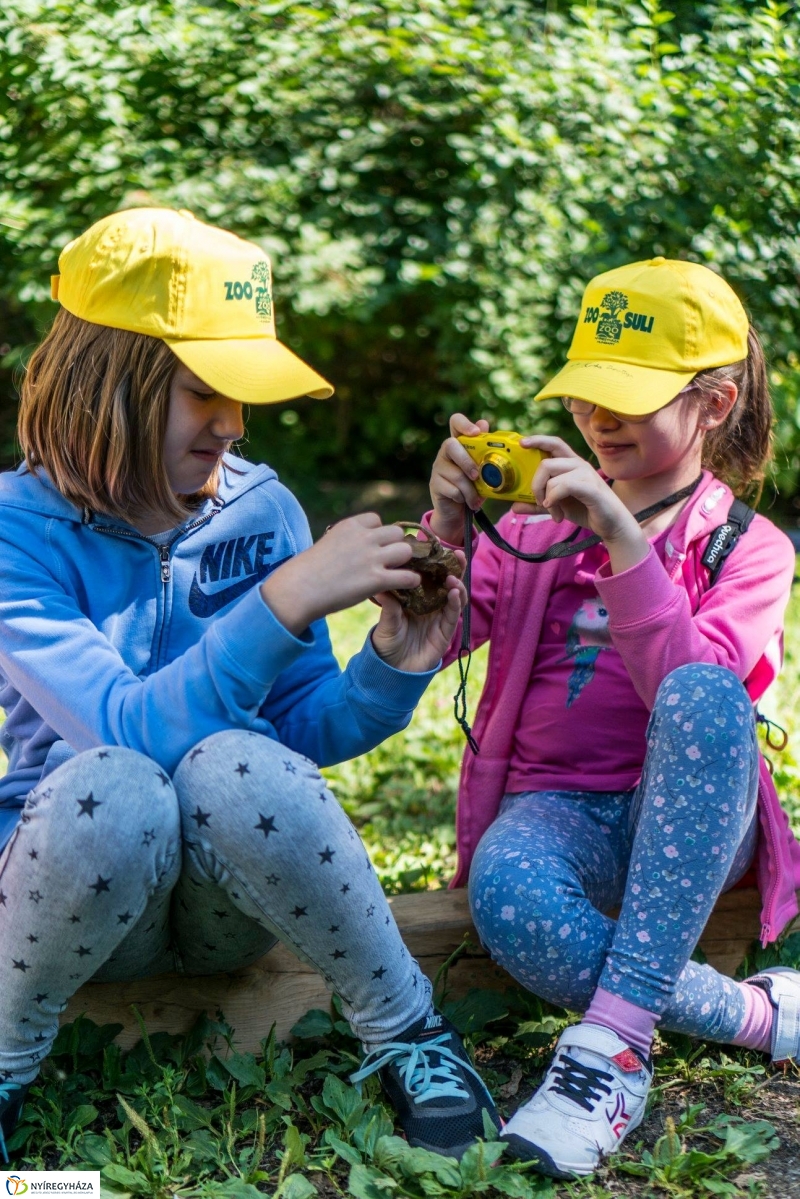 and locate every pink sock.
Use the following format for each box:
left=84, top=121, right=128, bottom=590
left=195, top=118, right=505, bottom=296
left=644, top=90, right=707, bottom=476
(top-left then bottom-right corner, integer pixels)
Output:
left=731, top=982, right=774, bottom=1054
left=583, top=987, right=658, bottom=1059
